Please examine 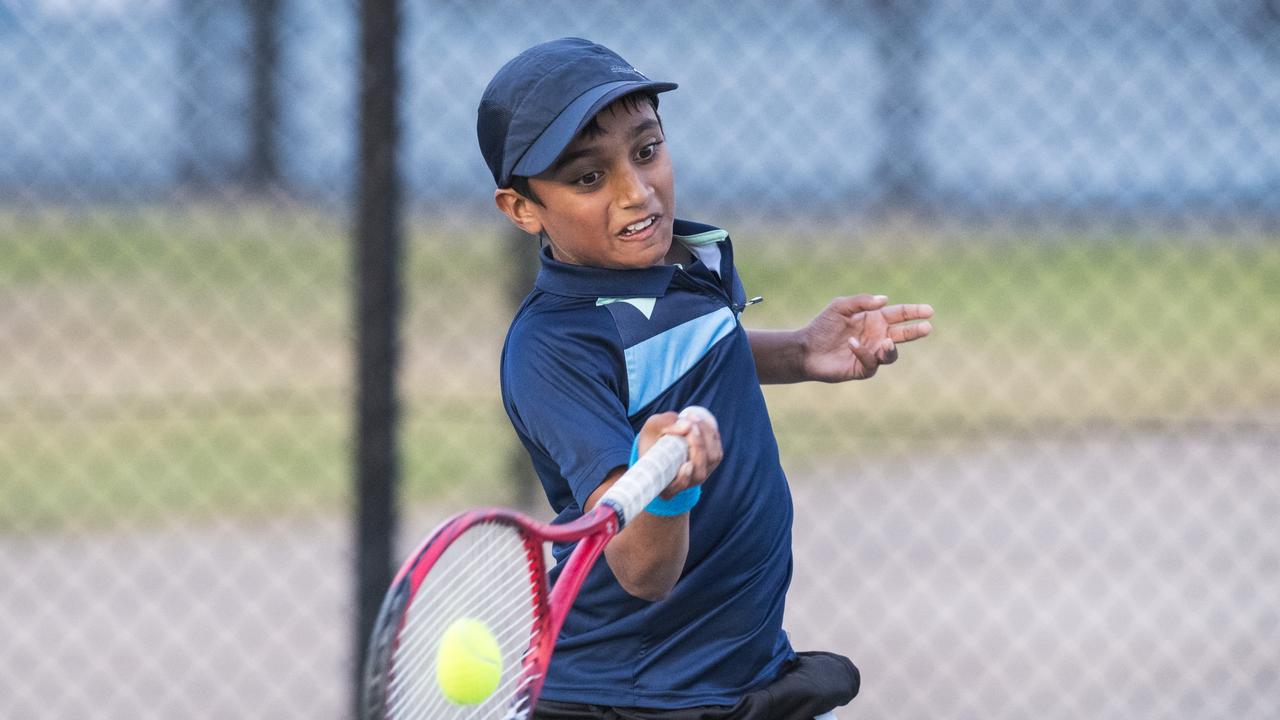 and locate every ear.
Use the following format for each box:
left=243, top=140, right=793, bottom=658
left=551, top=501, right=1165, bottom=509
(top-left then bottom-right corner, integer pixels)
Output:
left=494, top=188, right=544, bottom=236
